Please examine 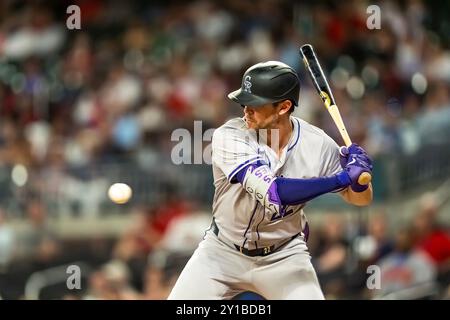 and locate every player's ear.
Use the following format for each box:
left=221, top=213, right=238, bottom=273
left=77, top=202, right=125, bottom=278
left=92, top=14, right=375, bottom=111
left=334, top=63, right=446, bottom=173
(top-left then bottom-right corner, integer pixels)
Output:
left=278, top=100, right=292, bottom=116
